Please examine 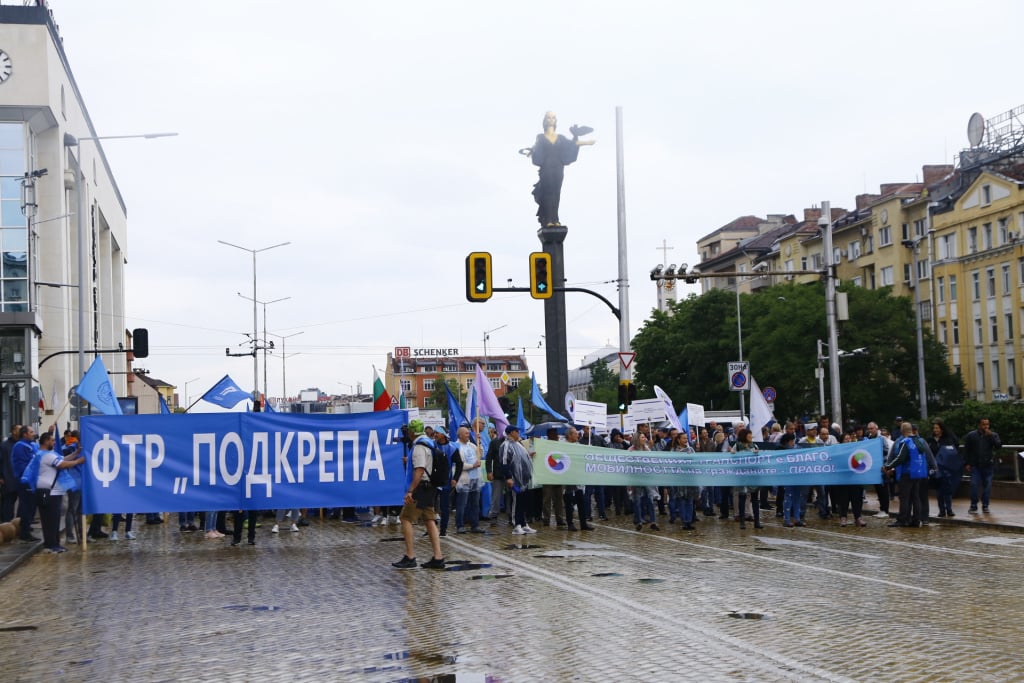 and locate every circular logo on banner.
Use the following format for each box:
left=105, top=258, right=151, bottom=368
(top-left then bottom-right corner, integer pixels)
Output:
left=546, top=452, right=570, bottom=474
left=848, top=449, right=872, bottom=474
left=730, top=372, right=747, bottom=389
